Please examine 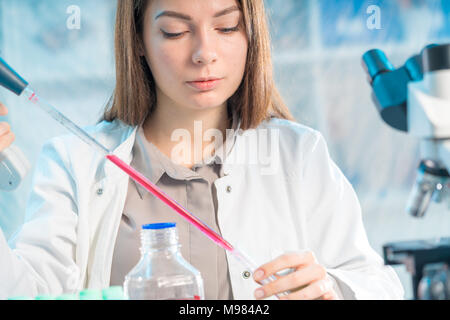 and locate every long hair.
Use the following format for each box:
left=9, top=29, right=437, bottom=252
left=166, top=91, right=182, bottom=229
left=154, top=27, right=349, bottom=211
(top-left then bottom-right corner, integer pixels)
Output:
left=102, top=0, right=295, bottom=130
